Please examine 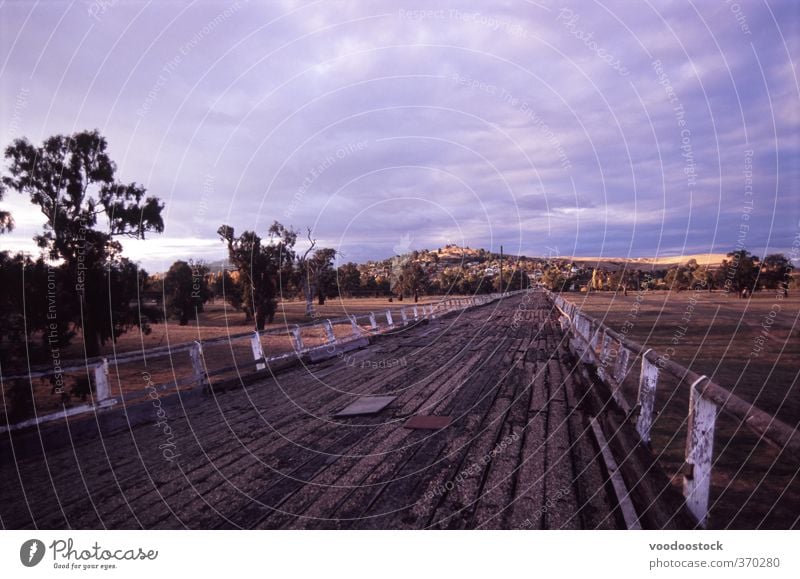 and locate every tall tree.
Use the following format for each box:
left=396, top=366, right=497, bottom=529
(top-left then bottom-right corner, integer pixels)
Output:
left=164, top=260, right=211, bottom=325
left=218, top=221, right=296, bottom=329
left=295, top=228, right=337, bottom=314
left=761, top=253, right=792, bottom=290
left=2, top=130, right=164, bottom=356
left=336, top=262, right=362, bottom=297
left=214, top=269, right=245, bottom=312
left=0, top=178, right=12, bottom=233
left=717, top=250, right=760, bottom=293
left=398, top=262, right=429, bottom=298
